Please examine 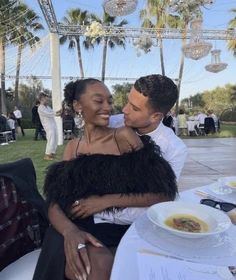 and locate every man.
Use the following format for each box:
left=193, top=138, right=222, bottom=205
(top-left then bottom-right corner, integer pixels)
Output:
left=38, top=92, right=58, bottom=160
left=13, top=106, right=25, bottom=136
left=110, top=74, right=187, bottom=181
